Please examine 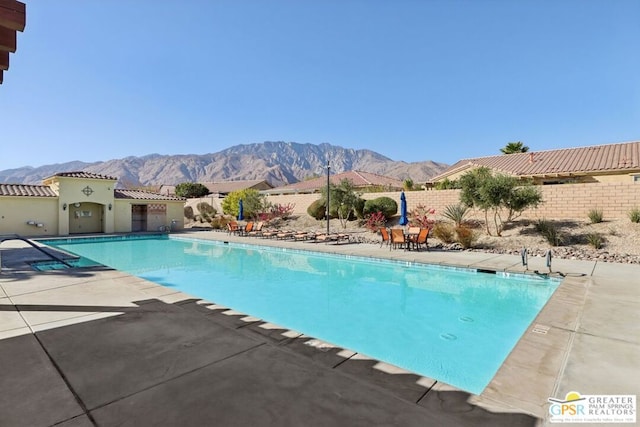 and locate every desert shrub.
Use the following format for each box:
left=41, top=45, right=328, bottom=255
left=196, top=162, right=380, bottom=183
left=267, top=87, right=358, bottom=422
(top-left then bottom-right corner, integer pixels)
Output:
left=442, top=204, right=469, bottom=227
left=364, top=211, right=387, bottom=232
left=363, top=197, right=397, bottom=219
left=197, top=202, right=217, bottom=216
left=432, top=222, right=455, bottom=244
left=270, top=203, right=295, bottom=220
left=535, top=219, right=564, bottom=246
left=409, top=204, right=436, bottom=228
left=587, top=208, right=603, bottom=224
left=455, top=225, right=477, bottom=249
left=184, top=206, right=194, bottom=219
left=628, top=208, right=640, bottom=223
left=434, top=178, right=460, bottom=190
left=209, top=216, right=231, bottom=230
left=307, top=199, right=327, bottom=220
left=586, top=232, right=604, bottom=249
